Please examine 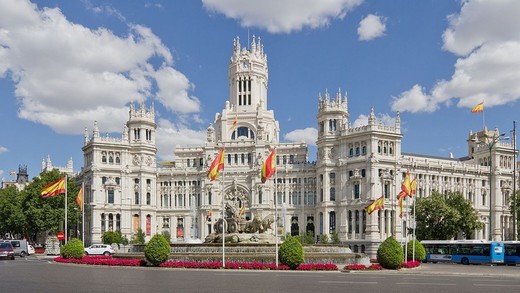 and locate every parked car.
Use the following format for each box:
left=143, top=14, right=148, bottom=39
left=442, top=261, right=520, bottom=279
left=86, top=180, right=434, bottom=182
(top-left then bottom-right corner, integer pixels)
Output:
left=0, top=242, right=16, bottom=260
left=2, top=240, right=29, bottom=257
left=28, top=244, right=35, bottom=255
left=84, top=244, right=115, bottom=256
